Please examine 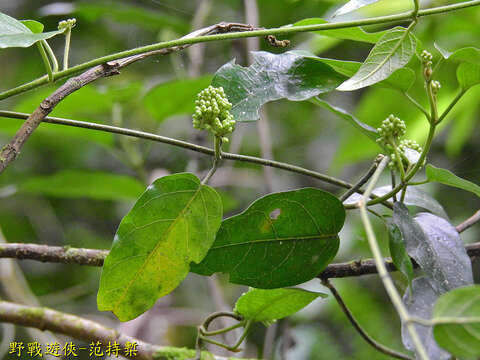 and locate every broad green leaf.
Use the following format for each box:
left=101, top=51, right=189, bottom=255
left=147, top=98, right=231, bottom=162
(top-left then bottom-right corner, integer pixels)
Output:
left=435, top=45, right=480, bottom=64
left=457, top=62, right=480, bottom=89
left=212, top=51, right=345, bottom=122
left=292, top=18, right=385, bottom=43
left=234, top=288, right=326, bottom=323
left=344, top=185, right=448, bottom=219
left=98, top=173, right=222, bottom=321
left=18, top=170, right=145, bottom=201
left=333, top=0, right=382, bottom=17
left=393, top=203, right=473, bottom=294
left=434, top=43, right=452, bottom=60
left=426, top=164, right=480, bottom=198
left=402, top=277, right=451, bottom=360
left=311, top=97, right=379, bottom=143
left=0, top=12, right=64, bottom=49
left=143, top=76, right=212, bottom=122
left=337, top=27, right=416, bottom=91
left=387, top=221, right=414, bottom=287
left=191, top=188, right=345, bottom=288
left=433, top=285, right=480, bottom=358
